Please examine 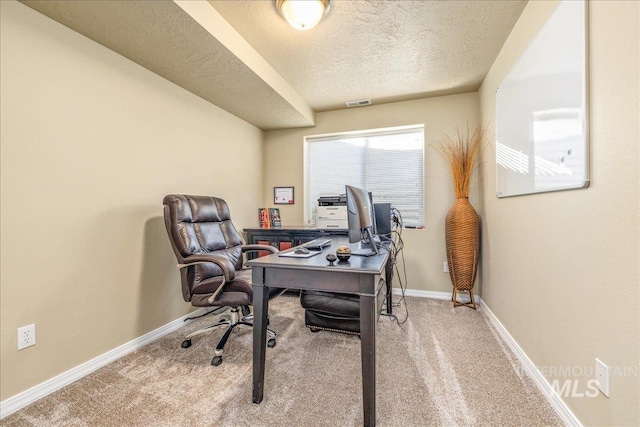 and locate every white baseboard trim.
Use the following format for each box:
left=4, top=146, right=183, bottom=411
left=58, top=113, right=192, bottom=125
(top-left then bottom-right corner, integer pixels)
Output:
left=480, top=302, right=582, bottom=427
left=0, top=308, right=208, bottom=419
left=393, top=287, right=481, bottom=303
